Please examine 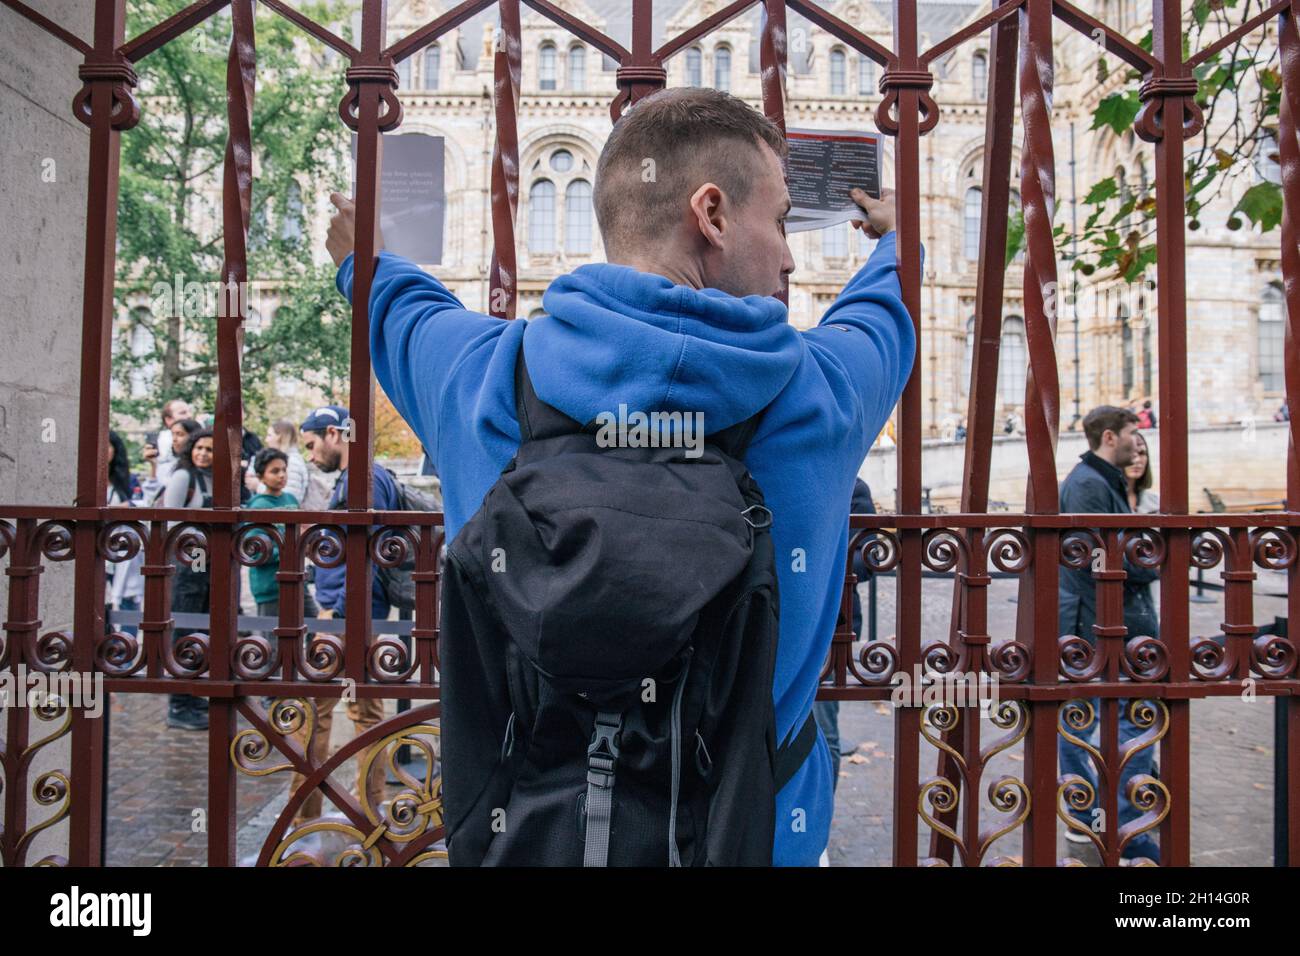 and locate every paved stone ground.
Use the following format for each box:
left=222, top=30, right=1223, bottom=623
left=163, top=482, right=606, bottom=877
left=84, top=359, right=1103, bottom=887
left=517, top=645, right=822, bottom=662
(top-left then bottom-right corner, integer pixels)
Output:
left=100, top=569, right=1289, bottom=866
